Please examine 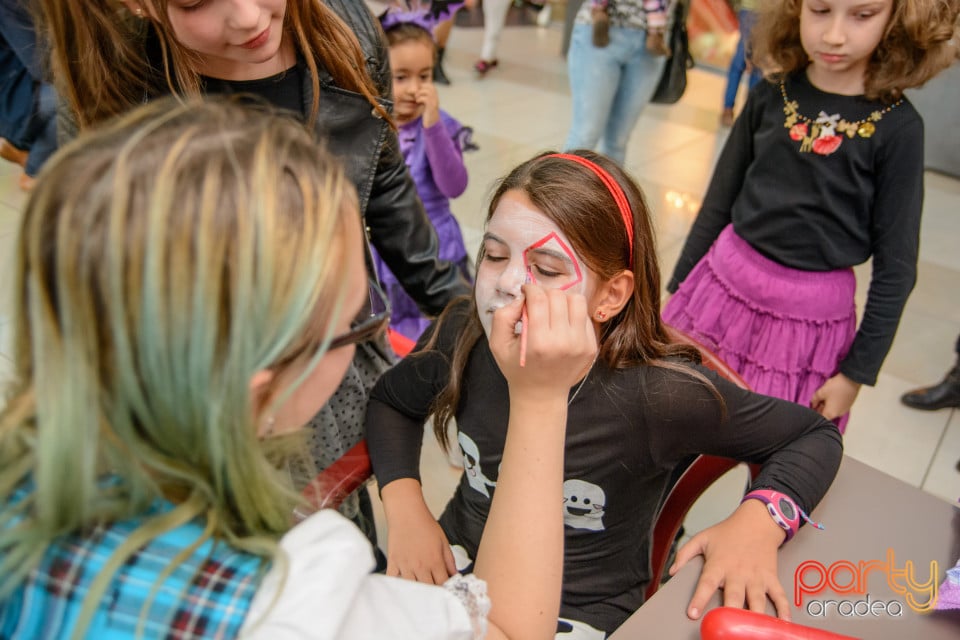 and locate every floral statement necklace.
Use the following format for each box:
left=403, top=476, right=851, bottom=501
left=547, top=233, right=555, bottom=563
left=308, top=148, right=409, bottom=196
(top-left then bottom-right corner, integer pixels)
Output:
left=780, top=81, right=902, bottom=156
